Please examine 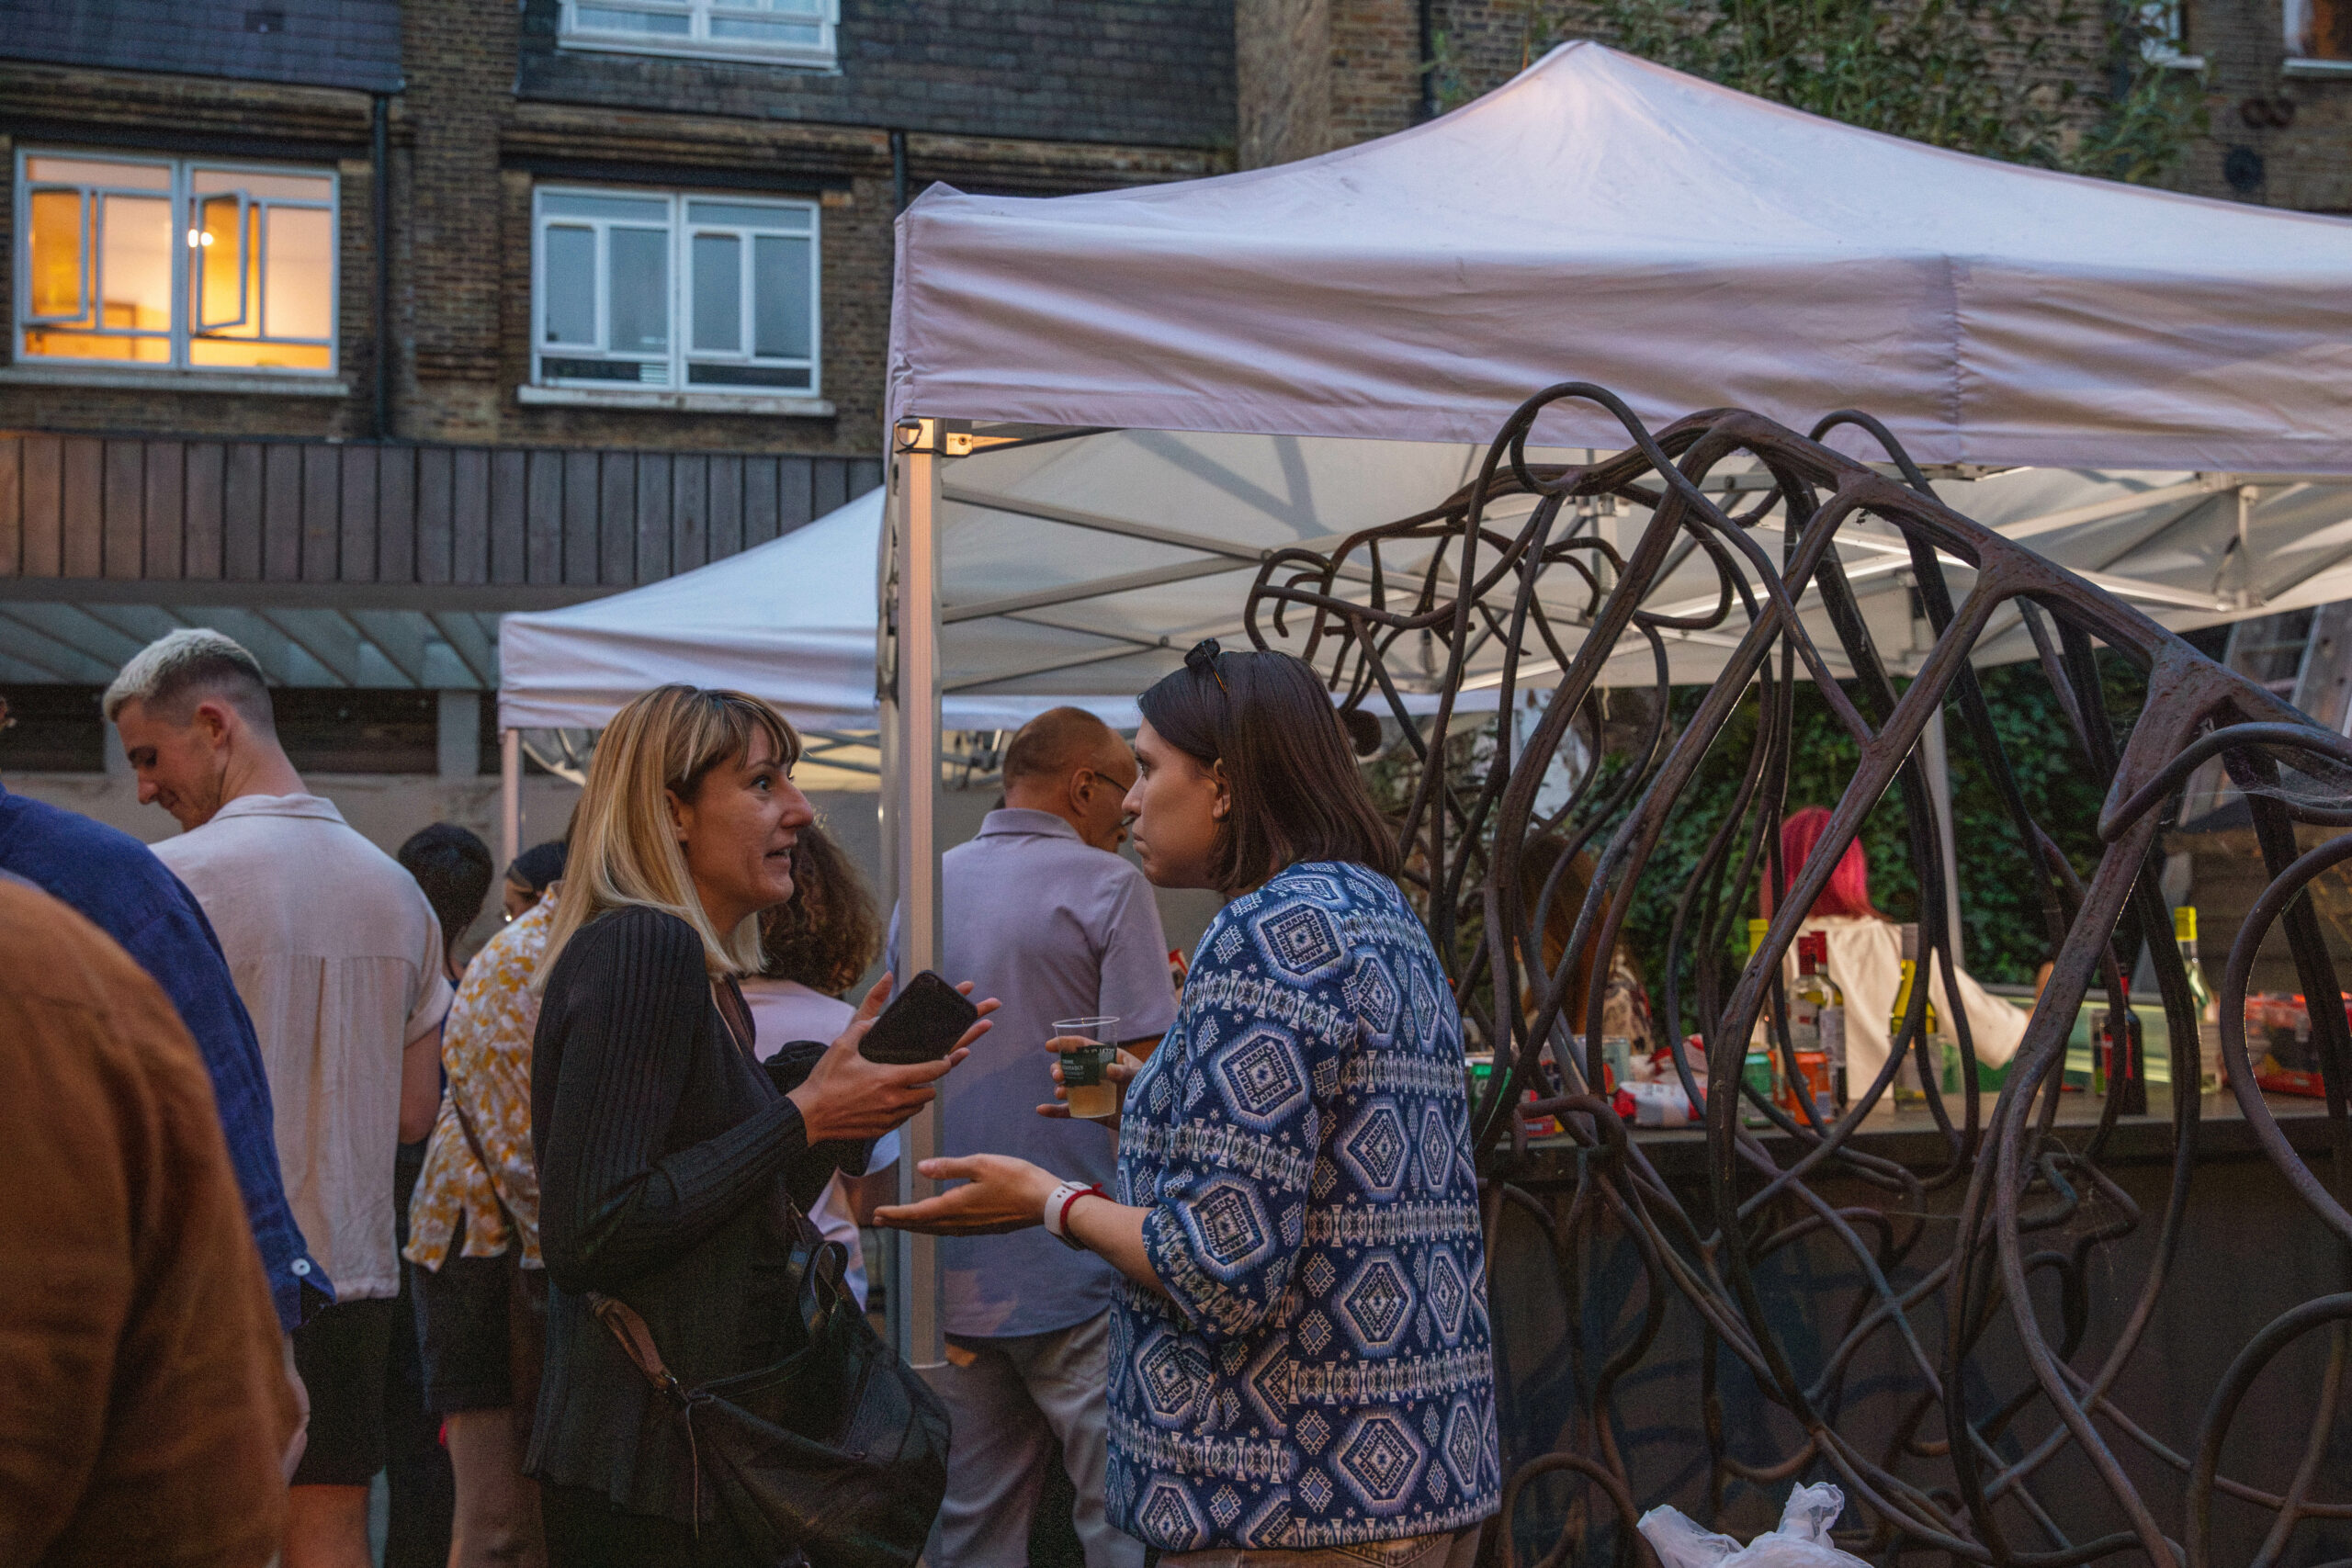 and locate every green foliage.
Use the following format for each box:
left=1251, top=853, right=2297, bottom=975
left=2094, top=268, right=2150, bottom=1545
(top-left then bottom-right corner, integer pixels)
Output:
left=1488, top=0, right=2202, bottom=185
